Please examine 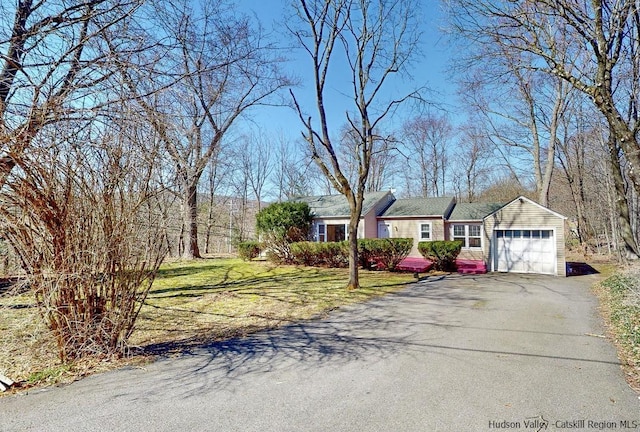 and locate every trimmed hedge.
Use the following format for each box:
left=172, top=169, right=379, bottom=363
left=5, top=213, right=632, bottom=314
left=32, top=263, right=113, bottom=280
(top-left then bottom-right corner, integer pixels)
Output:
left=237, top=241, right=262, bottom=261
left=289, top=238, right=412, bottom=270
left=358, top=238, right=413, bottom=271
left=290, top=241, right=349, bottom=268
left=418, top=241, right=462, bottom=271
